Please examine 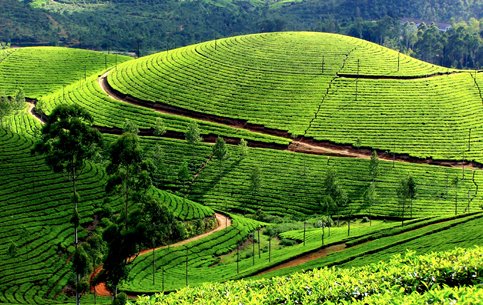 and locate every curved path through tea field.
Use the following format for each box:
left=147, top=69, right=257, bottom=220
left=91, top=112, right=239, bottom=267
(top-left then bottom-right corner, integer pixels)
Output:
left=97, top=71, right=482, bottom=170
left=91, top=212, right=232, bottom=296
